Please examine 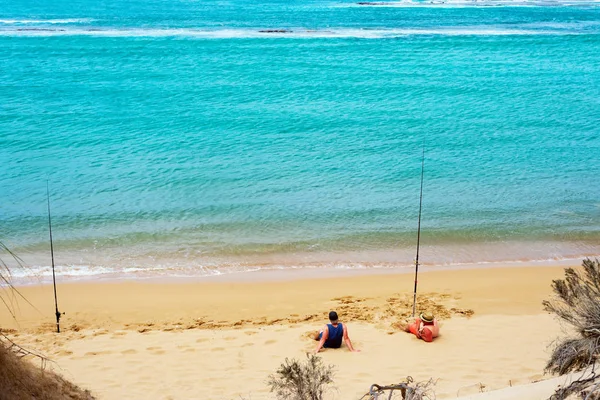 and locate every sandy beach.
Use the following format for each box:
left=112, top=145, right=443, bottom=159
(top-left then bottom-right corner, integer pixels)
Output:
left=0, top=262, right=580, bottom=399
left=3, top=0, right=599, bottom=397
